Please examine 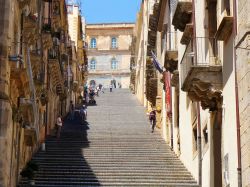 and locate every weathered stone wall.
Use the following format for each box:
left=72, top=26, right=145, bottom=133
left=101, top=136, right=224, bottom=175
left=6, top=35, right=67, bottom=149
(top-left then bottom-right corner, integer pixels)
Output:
left=0, top=0, right=15, bottom=186
left=236, top=1, right=250, bottom=186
